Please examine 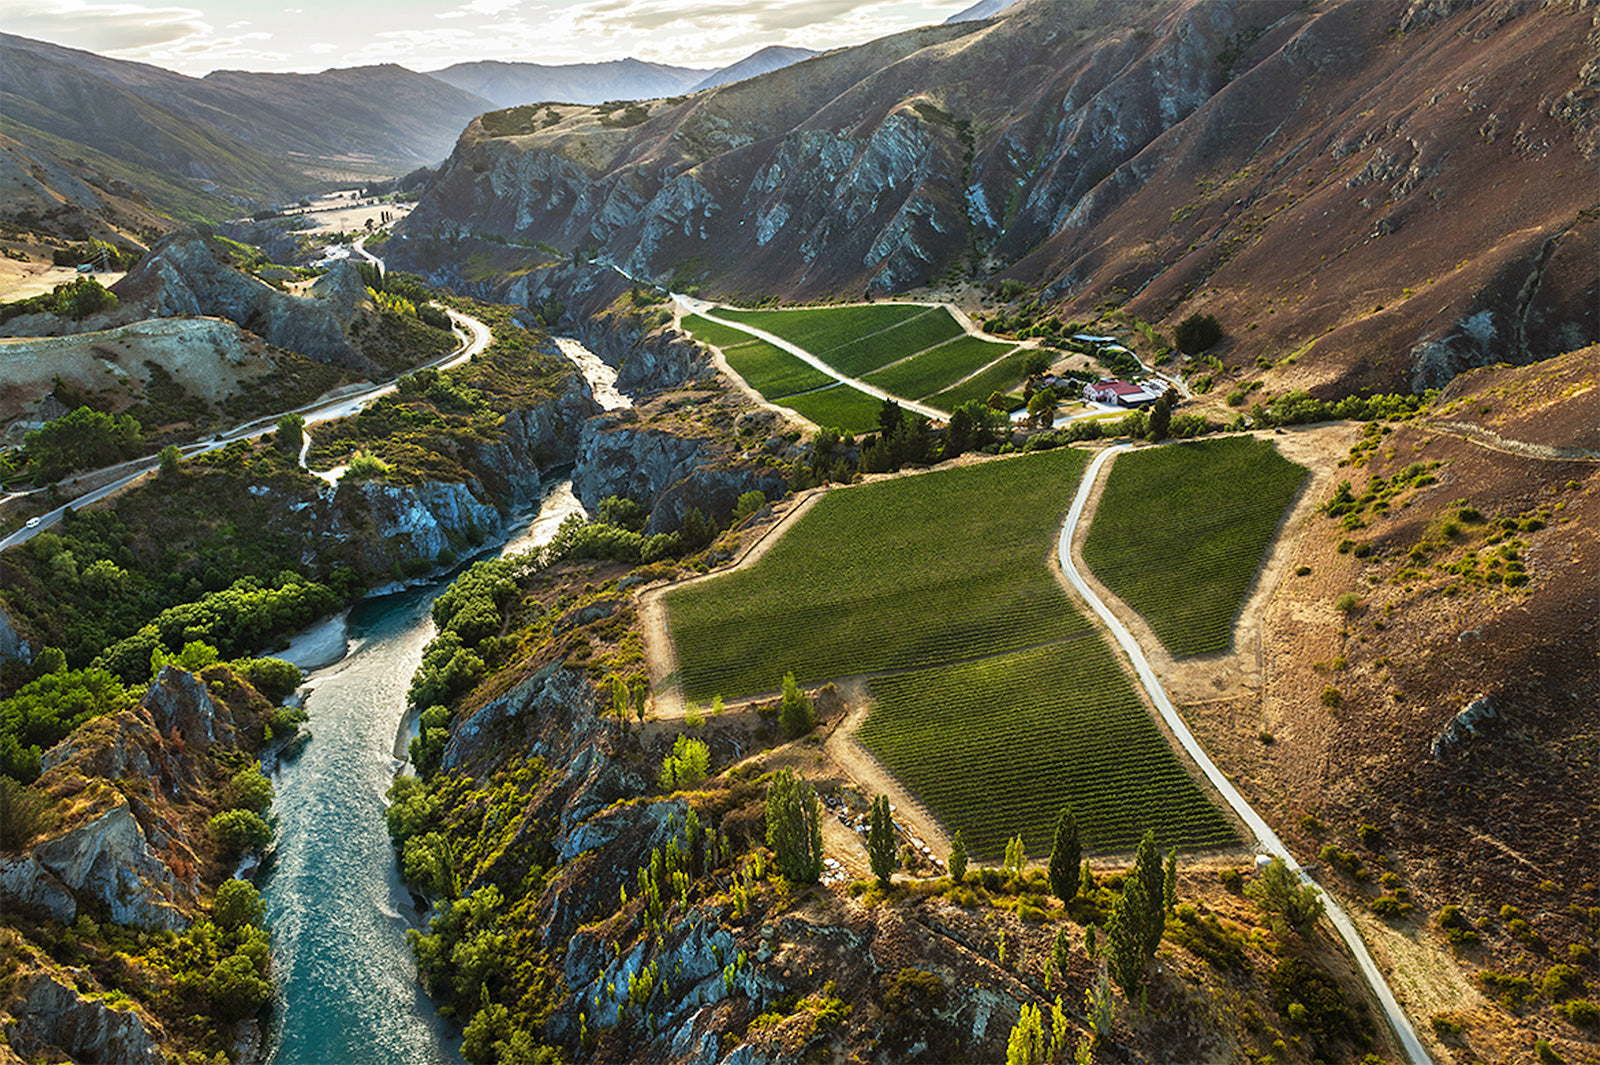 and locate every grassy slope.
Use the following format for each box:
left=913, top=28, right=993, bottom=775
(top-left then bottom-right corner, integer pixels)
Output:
left=1082, top=437, right=1309, bottom=657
